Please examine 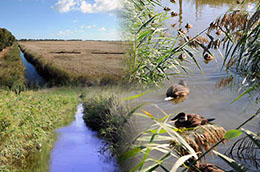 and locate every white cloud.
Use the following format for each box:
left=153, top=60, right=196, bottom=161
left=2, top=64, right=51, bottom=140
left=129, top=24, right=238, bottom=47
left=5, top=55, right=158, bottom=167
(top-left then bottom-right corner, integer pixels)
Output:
left=52, top=0, right=76, bottom=13
left=58, top=29, right=74, bottom=36
left=98, top=27, right=106, bottom=31
left=80, top=0, right=121, bottom=13
left=52, top=0, right=121, bottom=13
left=80, top=24, right=96, bottom=29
